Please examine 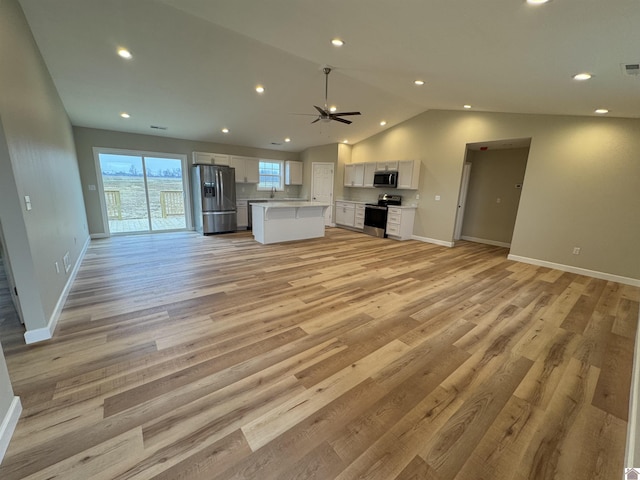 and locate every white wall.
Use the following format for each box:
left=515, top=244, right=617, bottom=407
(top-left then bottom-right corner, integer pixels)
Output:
left=352, top=110, right=640, bottom=282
